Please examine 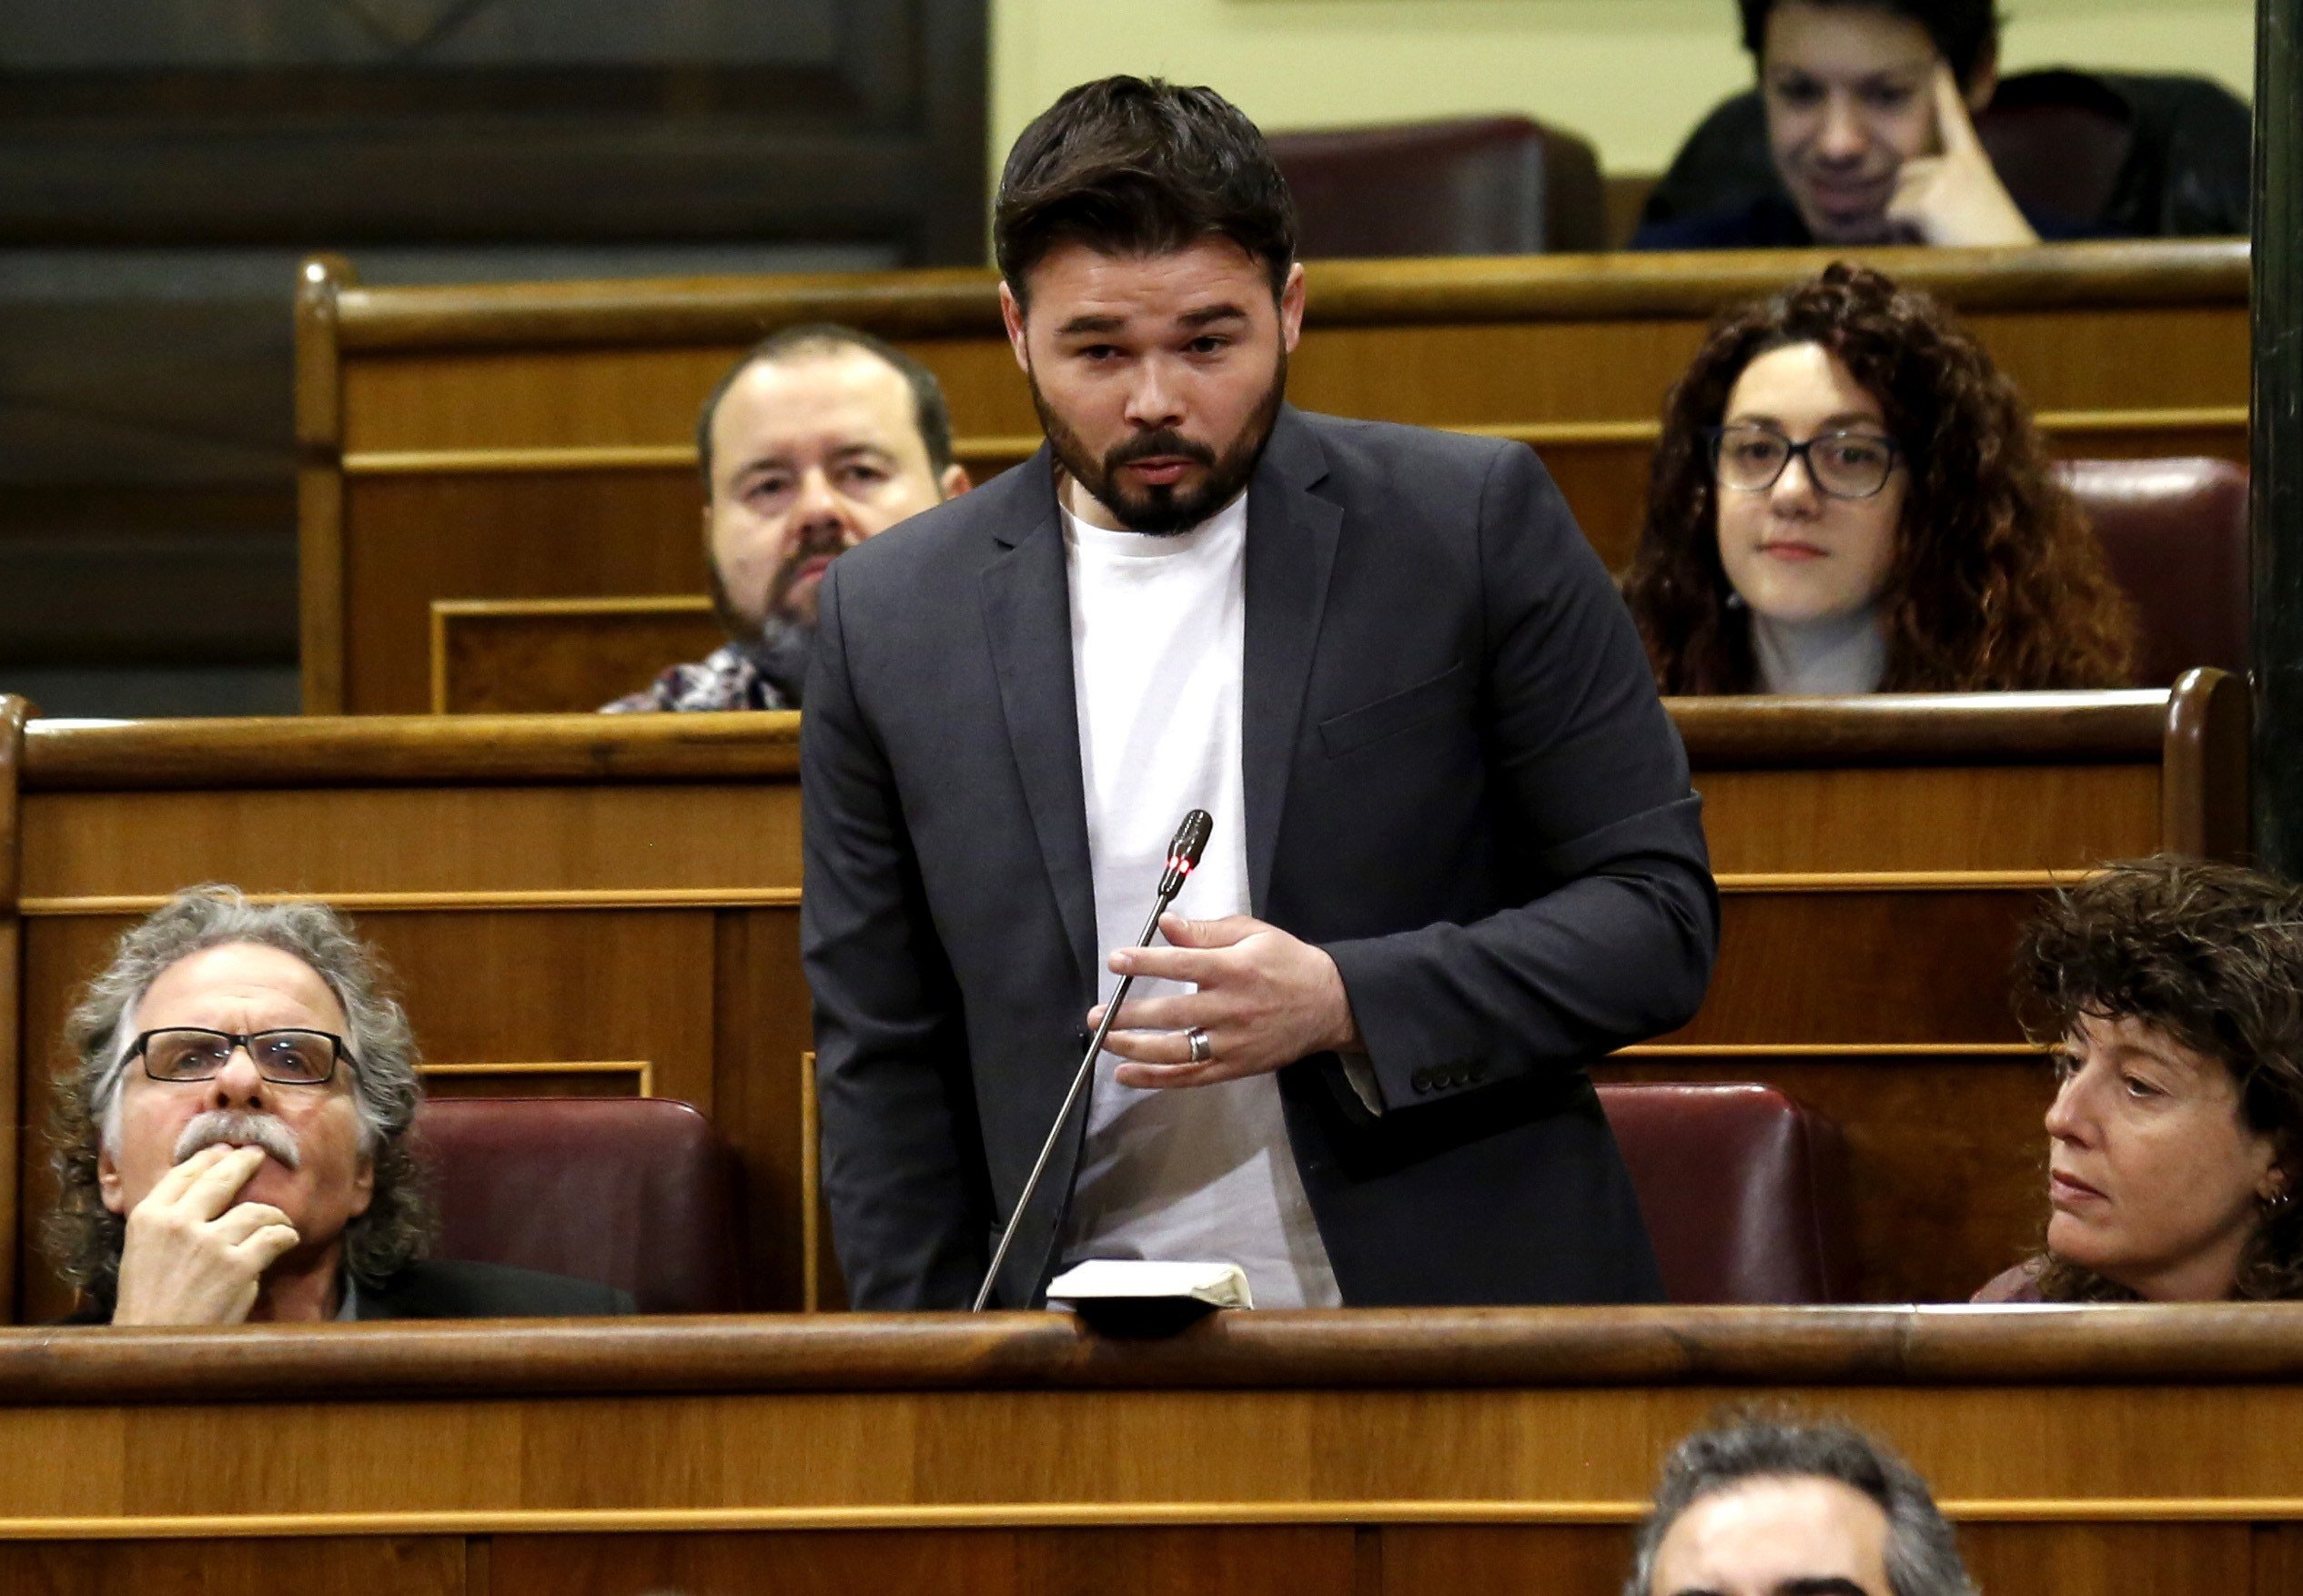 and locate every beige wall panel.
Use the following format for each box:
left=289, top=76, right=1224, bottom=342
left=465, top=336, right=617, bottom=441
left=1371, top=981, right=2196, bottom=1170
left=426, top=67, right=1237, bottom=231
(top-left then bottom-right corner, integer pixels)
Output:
left=19, top=785, right=798, bottom=902
left=988, top=0, right=2257, bottom=177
